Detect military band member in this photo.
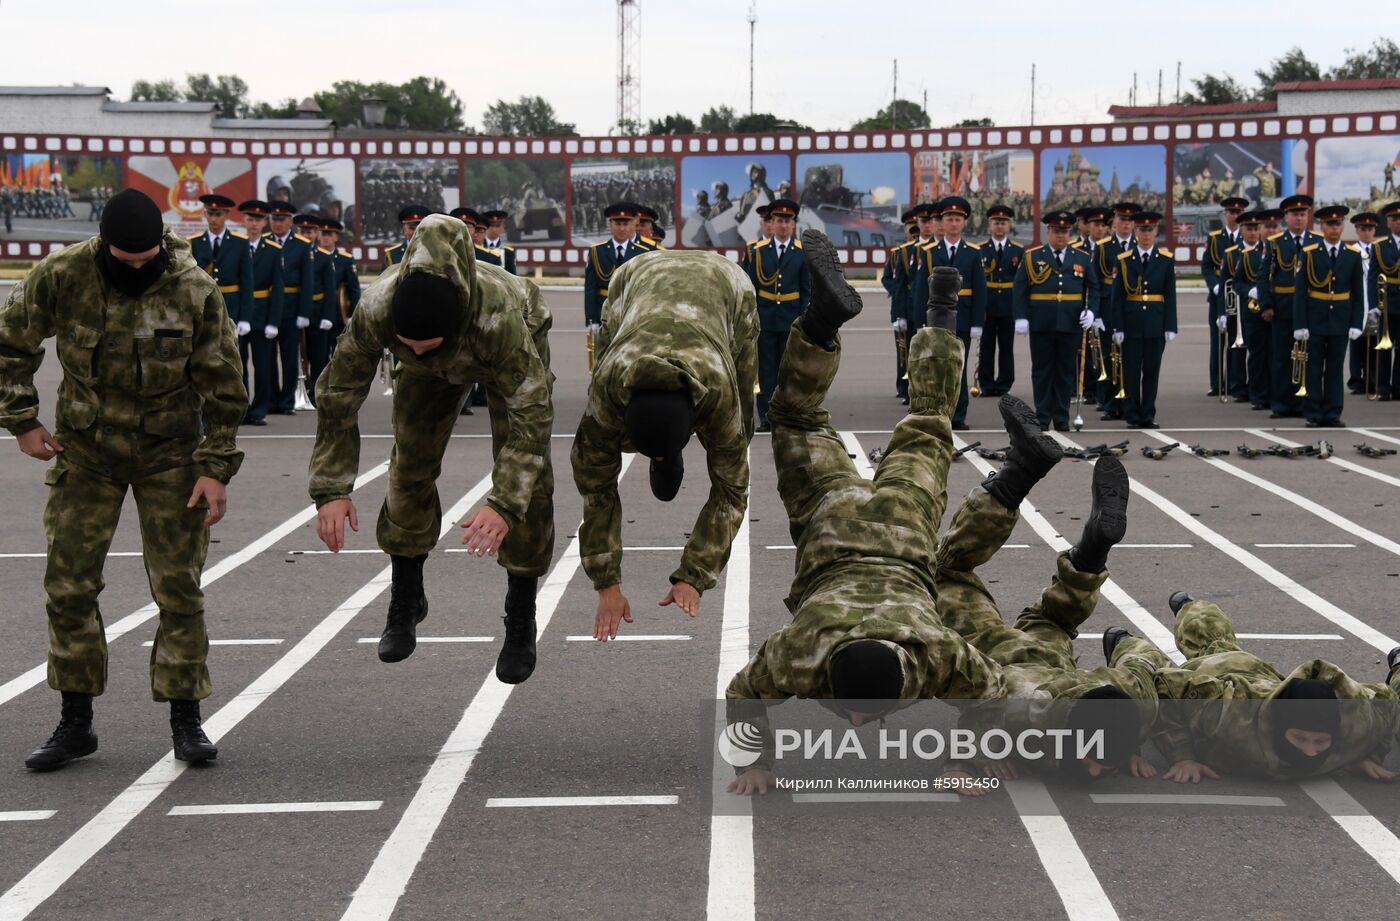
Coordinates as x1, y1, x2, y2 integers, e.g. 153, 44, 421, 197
574, 251, 757, 640
1229, 210, 1274, 411
1107, 211, 1177, 429
267, 201, 315, 414
237, 200, 283, 426
1205, 196, 1249, 400
305, 217, 339, 404
188, 194, 253, 341
2, 189, 247, 769
481, 209, 518, 273
927, 196, 986, 430
1295, 204, 1365, 428
382, 203, 430, 268
1261, 208, 1283, 238
1013, 210, 1100, 432
745, 198, 809, 432
1094, 205, 1133, 420
1346, 211, 1382, 395
904, 201, 939, 346
978, 203, 1022, 397
1071, 206, 1107, 407
885, 209, 918, 402
310, 214, 555, 683
636, 205, 665, 249
1267, 194, 1321, 418
584, 202, 646, 328
1375, 202, 1400, 399
321, 218, 360, 333
740, 203, 774, 271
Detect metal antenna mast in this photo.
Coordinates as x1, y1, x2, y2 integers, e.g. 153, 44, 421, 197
617, 0, 640, 134
747, 2, 757, 114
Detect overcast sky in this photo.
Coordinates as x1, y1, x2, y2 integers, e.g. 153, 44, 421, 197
1, 1, 1387, 134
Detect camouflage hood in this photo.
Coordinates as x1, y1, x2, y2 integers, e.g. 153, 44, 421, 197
392, 213, 478, 360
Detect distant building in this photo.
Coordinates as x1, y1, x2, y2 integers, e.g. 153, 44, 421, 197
0, 86, 334, 138
1107, 78, 1400, 121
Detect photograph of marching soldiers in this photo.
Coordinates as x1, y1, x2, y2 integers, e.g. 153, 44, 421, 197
569, 156, 676, 246
356, 157, 461, 244
678, 153, 791, 248
0, 154, 119, 240
914, 148, 1035, 239
1173, 139, 1309, 245
460, 156, 567, 244
256, 156, 357, 244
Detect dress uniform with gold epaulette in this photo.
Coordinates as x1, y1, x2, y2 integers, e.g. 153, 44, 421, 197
480, 209, 519, 274
884, 210, 917, 401
584, 202, 649, 326
237, 199, 285, 424
1203, 196, 1249, 400
304, 219, 339, 405
383, 203, 430, 269
745, 198, 810, 428
924, 197, 986, 429
268, 205, 316, 414
187, 222, 253, 326
1228, 211, 1274, 410
1372, 202, 1400, 398
1294, 205, 1366, 427
1346, 211, 1383, 395
1265, 194, 1323, 417
977, 204, 1024, 398
1107, 212, 1178, 429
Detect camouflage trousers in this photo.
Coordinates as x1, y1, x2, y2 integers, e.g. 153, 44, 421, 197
1172, 599, 1250, 662
42, 457, 211, 701
377, 368, 555, 577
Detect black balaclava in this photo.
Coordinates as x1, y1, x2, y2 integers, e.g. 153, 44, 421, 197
830, 640, 905, 709
96, 188, 168, 297
1272, 678, 1339, 771
391, 272, 461, 357
625, 389, 694, 458
1059, 685, 1141, 783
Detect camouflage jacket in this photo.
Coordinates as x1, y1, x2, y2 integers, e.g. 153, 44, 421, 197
0, 232, 246, 483
571, 251, 758, 592
308, 215, 554, 527
1153, 654, 1399, 778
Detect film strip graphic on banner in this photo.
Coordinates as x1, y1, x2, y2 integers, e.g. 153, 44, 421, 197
2, 110, 1397, 267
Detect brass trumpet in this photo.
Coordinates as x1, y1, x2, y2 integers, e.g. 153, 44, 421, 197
1292, 339, 1309, 397
1365, 285, 1390, 401
1088, 328, 1108, 382
587, 325, 597, 373
1111, 340, 1126, 399
1226, 285, 1245, 349
896, 326, 910, 383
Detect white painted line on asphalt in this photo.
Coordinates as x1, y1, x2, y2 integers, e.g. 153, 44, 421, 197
791, 792, 960, 804
860, 432, 1122, 919
1088, 794, 1285, 807
1117, 543, 1193, 549
0, 552, 143, 559
0, 459, 393, 709
0, 811, 55, 822
341, 455, 636, 921
619, 546, 687, 551
1351, 427, 1400, 448
354, 636, 494, 644
707, 451, 754, 921
1299, 779, 1400, 885
1242, 428, 1400, 490
141, 639, 284, 647
1077, 633, 1342, 641
484, 796, 678, 808
765, 543, 1037, 550
854, 426, 1400, 435
168, 801, 382, 816
288, 549, 382, 555
0, 474, 488, 920
1254, 543, 1357, 549
838, 431, 877, 478
564, 634, 691, 642
1134, 430, 1398, 653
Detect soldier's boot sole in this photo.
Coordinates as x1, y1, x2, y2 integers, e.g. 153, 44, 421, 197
999, 395, 1063, 476
172, 732, 219, 764
1102, 627, 1133, 663
800, 229, 863, 327
378, 597, 429, 664
1085, 455, 1129, 548
24, 728, 98, 772
1168, 591, 1194, 616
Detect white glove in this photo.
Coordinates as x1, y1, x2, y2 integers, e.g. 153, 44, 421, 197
1093, 318, 1105, 332
1212, 284, 1220, 296
235, 321, 251, 337
296, 315, 310, 329
1349, 327, 1363, 341
1112, 331, 1125, 345
1079, 309, 1094, 330
892, 319, 907, 332
588, 321, 602, 334
1369, 308, 1381, 322
1248, 286, 1258, 301
1015, 319, 1029, 336
264, 324, 278, 339
1294, 328, 1309, 341
970, 326, 983, 340
1216, 315, 1228, 331
318, 318, 333, 331
1164, 331, 1176, 342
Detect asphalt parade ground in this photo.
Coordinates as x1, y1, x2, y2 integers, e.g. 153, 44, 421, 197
2, 282, 1400, 920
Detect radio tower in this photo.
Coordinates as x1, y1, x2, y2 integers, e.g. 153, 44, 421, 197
617, 0, 640, 135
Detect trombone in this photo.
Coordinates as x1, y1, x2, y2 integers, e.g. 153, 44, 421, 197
1291, 339, 1309, 398
897, 326, 911, 384
293, 332, 314, 411
1226, 284, 1245, 349
586, 325, 597, 373
1073, 328, 1088, 431
1365, 284, 1392, 401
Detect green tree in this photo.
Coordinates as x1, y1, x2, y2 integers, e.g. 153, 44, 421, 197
1328, 38, 1400, 80
647, 113, 697, 135
183, 73, 251, 117
1255, 47, 1321, 99
314, 77, 467, 131
129, 79, 180, 102
248, 98, 300, 120
952, 117, 995, 127
699, 105, 737, 133
1181, 73, 1252, 105
852, 99, 931, 130
482, 95, 575, 136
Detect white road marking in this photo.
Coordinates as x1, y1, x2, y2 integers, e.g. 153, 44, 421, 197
1299, 780, 1400, 885
168, 801, 382, 816
0, 460, 392, 709
791, 792, 960, 804
1088, 794, 1286, 807
618, 546, 687, 551
1076, 632, 1342, 641
1242, 428, 1400, 490
288, 549, 383, 555
1254, 543, 1357, 549
851, 426, 1400, 435
838, 431, 877, 478
0, 475, 488, 920
707, 451, 754, 921
340, 455, 635, 921
140, 639, 283, 647
564, 634, 691, 642
0, 811, 55, 822
0, 552, 143, 559
484, 796, 678, 808
354, 637, 494, 644
1351, 427, 1400, 449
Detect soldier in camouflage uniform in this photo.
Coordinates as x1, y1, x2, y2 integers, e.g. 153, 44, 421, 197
572, 251, 758, 640
0, 189, 247, 770
1151, 594, 1400, 784
725, 234, 1011, 795
309, 214, 554, 685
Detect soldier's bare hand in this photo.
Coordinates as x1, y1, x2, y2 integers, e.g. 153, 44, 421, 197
1357, 759, 1400, 782
187, 476, 227, 528
726, 768, 777, 796
317, 498, 358, 552
17, 425, 63, 461
594, 584, 633, 640
1129, 754, 1157, 779
660, 581, 701, 617
1161, 760, 1220, 784
460, 506, 509, 556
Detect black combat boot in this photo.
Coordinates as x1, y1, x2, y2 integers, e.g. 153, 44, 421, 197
1168, 591, 1194, 615
170, 699, 218, 763
1387, 647, 1400, 684
925, 266, 962, 331
983, 395, 1064, 509
1068, 455, 1129, 574
1102, 626, 1133, 664
379, 553, 429, 663
799, 229, 864, 348
497, 574, 539, 685
25, 691, 98, 772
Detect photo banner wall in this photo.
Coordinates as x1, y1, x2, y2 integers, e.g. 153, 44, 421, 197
1, 110, 1397, 265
